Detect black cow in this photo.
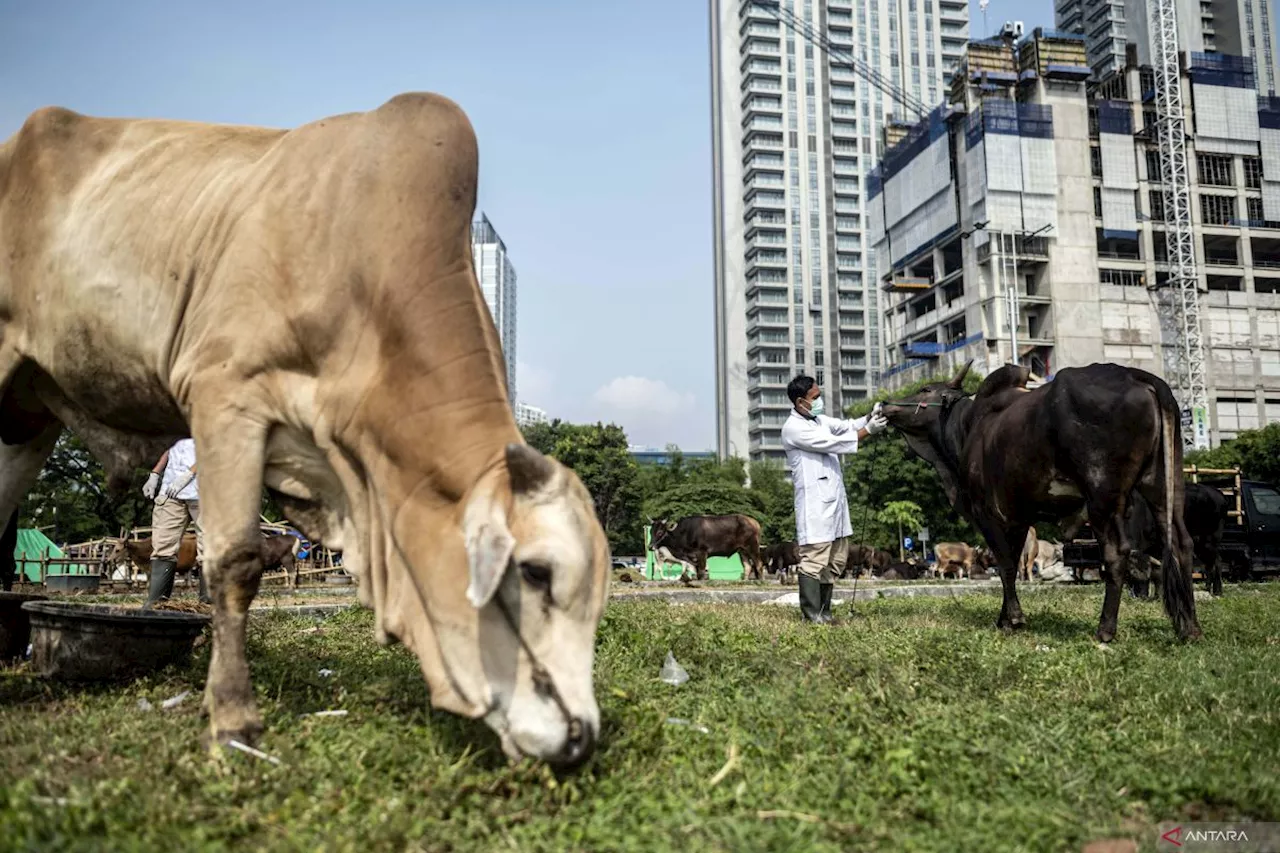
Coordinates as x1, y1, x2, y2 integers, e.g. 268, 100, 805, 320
884, 362, 1200, 643
763, 541, 800, 583
650, 515, 764, 581
877, 559, 923, 580
1127, 482, 1229, 598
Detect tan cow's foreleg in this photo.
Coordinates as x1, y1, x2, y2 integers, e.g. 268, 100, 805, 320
192, 412, 270, 749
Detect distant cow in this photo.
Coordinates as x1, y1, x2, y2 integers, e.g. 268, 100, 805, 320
1019, 528, 1038, 581
650, 515, 763, 581
1128, 482, 1230, 598
763, 542, 801, 583
933, 542, 980, 579
878, 558, 923, 581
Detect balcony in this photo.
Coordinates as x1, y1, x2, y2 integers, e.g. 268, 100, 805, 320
746, 233, 787, 254
745, 274, 788, 297
743, 96, 783, 117
831, 120, 859, 140
741, 76, 782, 96
741, 37, 782, 57
746, 194, 786, 216
832, 158, 860, 177
743, 114, 783, 132
975, 235, 1051, 265
744, 132, 784, 151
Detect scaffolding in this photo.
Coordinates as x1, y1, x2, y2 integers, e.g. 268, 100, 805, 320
1150, 0, 1209, 447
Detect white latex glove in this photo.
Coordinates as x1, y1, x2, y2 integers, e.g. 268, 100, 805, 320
163, 472, 195, 500
142, 472, 161, 500
865, 413, 889, 436
872, 401, 884, 418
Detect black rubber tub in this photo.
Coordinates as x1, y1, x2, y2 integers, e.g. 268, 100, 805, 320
21, 601, 210, 681
44, 574, 101, 594
0, 591, 48, 660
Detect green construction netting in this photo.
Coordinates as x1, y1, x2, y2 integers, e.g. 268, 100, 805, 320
14, 529, 90, 581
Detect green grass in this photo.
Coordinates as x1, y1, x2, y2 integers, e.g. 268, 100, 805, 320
2, 586, 1279, 852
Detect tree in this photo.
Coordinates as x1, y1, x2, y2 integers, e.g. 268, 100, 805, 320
1188, 422, 1280, 486
19, 434, 152, 544
747, 459, 795, 544
642, 482, 764, 529
878, 500, 923, 561
521, 420, 644, 554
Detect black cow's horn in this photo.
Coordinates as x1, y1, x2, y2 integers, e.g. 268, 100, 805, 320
949, 360, 973, 389
506, 443, 556, 494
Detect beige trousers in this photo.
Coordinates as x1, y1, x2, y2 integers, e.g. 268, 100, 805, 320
151, 498, 203, 562
797, 537, 849, 583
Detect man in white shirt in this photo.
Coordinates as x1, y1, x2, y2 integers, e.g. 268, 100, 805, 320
781, 375, 889, 623
140, 438, 206, 608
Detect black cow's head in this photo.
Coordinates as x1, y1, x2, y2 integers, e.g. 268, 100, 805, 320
881, 361, 972, 436
648, 517, 678, 550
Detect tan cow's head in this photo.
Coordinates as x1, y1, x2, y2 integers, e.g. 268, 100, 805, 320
361, 441, 609, 770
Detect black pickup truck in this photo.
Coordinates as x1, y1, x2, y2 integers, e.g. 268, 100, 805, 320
1062, 469, 1280, 581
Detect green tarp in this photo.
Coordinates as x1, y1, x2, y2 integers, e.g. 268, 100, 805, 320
14, 528, 89, 581
643, 526, 745, 581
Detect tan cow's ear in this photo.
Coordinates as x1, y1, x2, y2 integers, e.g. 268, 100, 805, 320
463, 493, 515, 608
506, 443, 555, 495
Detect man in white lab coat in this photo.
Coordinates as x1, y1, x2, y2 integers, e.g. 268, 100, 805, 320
781, 375, 888, 623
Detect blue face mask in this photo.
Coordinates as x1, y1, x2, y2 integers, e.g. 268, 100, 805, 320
808, 396, 825, 418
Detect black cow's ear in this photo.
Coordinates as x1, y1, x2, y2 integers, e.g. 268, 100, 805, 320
506, 443, 555, 494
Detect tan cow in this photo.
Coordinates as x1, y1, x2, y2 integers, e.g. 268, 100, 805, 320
1019, 527, 1038, 582
0, 95, 609, 768
933, 542, 979, 579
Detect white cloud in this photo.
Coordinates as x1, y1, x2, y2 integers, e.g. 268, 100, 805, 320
591, 376, 705, 448
593, 376, 695, 416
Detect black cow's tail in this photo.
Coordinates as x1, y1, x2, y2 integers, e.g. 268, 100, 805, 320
1146, 375, 1199, 639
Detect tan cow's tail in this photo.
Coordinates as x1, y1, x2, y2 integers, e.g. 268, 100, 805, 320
1147, 377, 1199, 639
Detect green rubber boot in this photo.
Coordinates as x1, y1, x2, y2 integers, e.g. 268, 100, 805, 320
143, 558, 177, 610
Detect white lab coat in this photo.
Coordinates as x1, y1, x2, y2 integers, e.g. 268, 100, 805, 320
781, 409, 870, 546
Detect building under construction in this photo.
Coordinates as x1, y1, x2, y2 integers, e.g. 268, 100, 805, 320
868, 28, 1280, 444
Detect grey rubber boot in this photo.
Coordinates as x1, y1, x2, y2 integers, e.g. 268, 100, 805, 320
143, 558, 177, 609
798, 575, 825, 623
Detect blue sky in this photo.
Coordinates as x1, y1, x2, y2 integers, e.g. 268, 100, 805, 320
1, 0, 1046, 451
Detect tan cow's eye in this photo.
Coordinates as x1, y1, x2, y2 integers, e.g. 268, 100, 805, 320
520, 562, 552, 590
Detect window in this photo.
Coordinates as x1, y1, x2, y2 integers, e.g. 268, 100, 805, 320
1093, 187, 1103, 217
1250, 486, 1280, 518
1099, 268, 1145, 287
1248, 197, 1266, 223
1145, 149, 1162, 182
1091, 147, 1103, 178
1201, 194, 1237, 226
1244, 157, 1263, 189
1197, 153, 1235, 187
1149, 189, 1166, 221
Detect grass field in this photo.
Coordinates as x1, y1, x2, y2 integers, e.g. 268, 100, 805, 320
2, 585, 1279, 852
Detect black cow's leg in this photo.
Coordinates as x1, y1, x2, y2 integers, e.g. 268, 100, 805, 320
696, 551, 708, 581
1199, 541, 1223, 597
979, 520, 1029, 631
1093, 511, 1129, 643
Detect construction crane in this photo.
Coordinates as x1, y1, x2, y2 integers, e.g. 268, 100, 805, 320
754, 0, 929, 123
1149, 0, 1209, 447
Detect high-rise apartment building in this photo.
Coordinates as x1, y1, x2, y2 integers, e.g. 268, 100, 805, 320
711, 0, 967, 461
1056, 0, 1278, 91
471, 213, 517, 404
